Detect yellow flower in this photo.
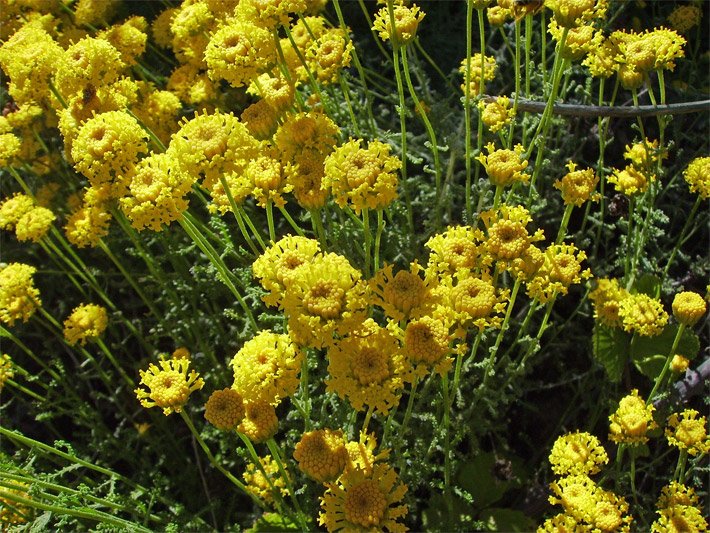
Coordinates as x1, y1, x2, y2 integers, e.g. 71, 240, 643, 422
326, 319, 407, 416
170, 1, 214, 67
480, 205, 545, 266
608, 164, 652, 196
98, 16, 148, 67
526, 243, 592, 303
319, 463, 408, 532
243, 455, 291, 505
589, 278, 628, 328
151, 7, 177, 49
0, 480, 32, 526
284, 151, 330, 210
665, 409, 710, 456
131, 83, 182, 146
672, 291, 707, 327
425, 225, 486, 279
436, 272, 509, 330
544, 0, 607, 28
373, 3, 426, 45
554, 161, 600, 206
63, 304, 108, 346
0, 133, 21, 166
612, 28, 686, 74
241, 99, 280, 140
538, 513, 581, 532
246, 154, 293, 209
345, 432, 389, 476
608, 389, 658, 445
487, 6, 513, 27
274, 111, 339, 162
651, 504, 708, 533
0, 354, 14, 391
282, 252, 369, 349
168, 64, 218, 105
54, 37, 125, 101
239, 400, 279, 443
237, 0, 307, 30
252, 235, 321, 308
670, 354, 689, 374
369, 262, 433, 321
479, 96, 515, 133
204, 388, 245, 431
0, 263, 41, 327
657, 482, 700, 509
306, 28, 354, 84
668, 5, 702, 34
293, 428, 348, 483
624, 138, 665, 173
0, 194, 35, 231
231, 330, 303, 406
459, 53, 497, 96
549, 19, 601, 60
135, 358, 205, 416
323, 138, 401, 214
618, 293, 668, 337
683, 156, 710, 199
549, 431, 609, 476
73, 0, 120, 27
64, 190, 112, 249
476, 143, 528, 188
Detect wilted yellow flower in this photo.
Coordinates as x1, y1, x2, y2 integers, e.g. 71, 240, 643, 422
668, 5, 702, 33
665, 409, 710, 456
135, 358, 205, 416
608, 389, 657, 445
549, 431, 609, 476
63, 304, 108, 346
0, 263, 41, 327
618, 293, 668, 337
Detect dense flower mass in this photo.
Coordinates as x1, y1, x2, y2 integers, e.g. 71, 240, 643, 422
549, 431, 609, 476
0, 263, 41, 327
63, 304, 108, 346
608, 389, 658, 445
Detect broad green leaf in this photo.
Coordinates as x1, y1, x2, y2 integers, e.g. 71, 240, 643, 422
630, 323, 701, 380
246, 513, 299, 532
632, 274, 661, 297
592, 323, 630, 383
480, 508, 536, 532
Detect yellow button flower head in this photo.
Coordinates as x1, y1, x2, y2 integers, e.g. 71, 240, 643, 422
672, 291, 707, 327
0, 22, 63, 105
657, 482, 700, 509
71, 110, 149, 197
554, 161, 600, 206
668, 5, 702, 34
15, 206, 54, 243
0, 132, 21, 166
608, 165, 652, 196
665, 409, 710, 456
618, 293, 668, 337
549, 19, 601, 60
293, 428, 348, 483
74, 0, 120, 27
544, 0, 607, 28
425, 225, 486, 280
170, 1, 214, 67
583, 35, 618, 78
285, 151, 330, 210
613, 28, 686, 75
369, 262, 434, 321
0, 263, 41, 327
239, 400, 279, 443
589, 277, 628, 328
64, 189, 112, 249
373, 3, 425, 45
538, 513, 581, 532
205, 17, 275, 89
487, 6, 513, 27
0, 354, 15, 392
549, 431, 609, 476
237, 0, 307, 30
168, 64, 218, 105
683, 156, 710, 199
241, 99, 279, 140
480, 96, 515, 133
323, 138, 401, 214
54, 37, 125, 101
345, 431, 389, 476
204, 388, 245, 431
477, 143, 529, 188
480, 205, 545, 266
98, 16, 148, 67
608, 389, 658, 445
134, 358, 204, 416
652, 504, 708, 533
63, 304, 108, 346
274, 111, 339, 163
306, 28, 354, 85
526, 243, 592, 303
319, 463, 408, 533
624, 138, 665, 173
670, 354, 690, 374
0, 194, 35, 231
151, 7, 177, 49
230, 330, 303, 406
548, 475, 607, 526
245, 154, 294, 208
437, 272, 509, 329
402, 315, 455, 379
120, 152, 195, 232
326, 319, 407, 416
131, 83, 182, 147
459, 53, 497, 97
243, 454, 291, 504
252, 235, 321, 308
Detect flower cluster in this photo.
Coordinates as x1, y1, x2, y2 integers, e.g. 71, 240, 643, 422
135, 357, 204, 416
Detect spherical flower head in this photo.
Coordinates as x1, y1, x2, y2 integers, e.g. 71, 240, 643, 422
652, 503, 708, 533
548, 474, 600, 523
583, 36, 618, 78
54, 37, 125, 101
425, 225, 485, 279
549, 431, 609, 476
0, 133, 21, 166
439, 272, 508, 330
668, 5, 702, 34
274, 111, 339, 162
134, 358, 204, 416
323, 138, 401, 214
618, 293, 668, 337
683, 157, 710, 199
544, 0, 607, 28
647, 28, 686, 71
63, 304, 108, 346
319, 463, 408, 532
239, 400, 279, 443
672, 291, 706, 327
0, 263, 41, 327
608, 389, 657, 445
589, 277, 628, 328
480, 205, 545, 265
306, 28, 354, 84
624, 138, 665, 173
477, 143, 528, 188
293, 428, 348, 483
241, 100, 279, 140
14, 206, 54, 243
205, 18, 275, 88
665, 409, 710, 456
230, 330, 303, 406
64, 196, 112, 249
459, 54, 497, 96
250, 71, 296, 111
369, 262, 433, 321
480, 96, 515, 133
285, 151, 330, 210
204, 388, 245, 430
73, 0, 120, 27
326, 319, 407, 416
151, 7, 177, 49
670, 354, 690, 374
549, 19, 601, 61
526, 243, 592, 303
243, 454, 291, 504
97, 16, 148, 67
554, 161, 600, 206
252, 235, 321, 308
246, 154, 293, 208
657, 482, 700, 510
71, 111, 148, 196
0, 354, 15, 391
237, 0, 307, 30
170, 1, 214, 67
402, 315, 453, 378
487, 6, 513, 26
373, 3, 425, 45
608, 165, 652, 196
0, 193, 35, 231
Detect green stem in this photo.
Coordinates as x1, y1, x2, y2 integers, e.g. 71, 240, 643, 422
464, 1, 474, 219
661, 196, 702, 283
266, 200, 276, 243
374, 209, 385, 273
556, 203, 574, 244
362, 207, 371, 277
646, 323, 686, 405
266, 439, 308, 531
278, 206, 305, 237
